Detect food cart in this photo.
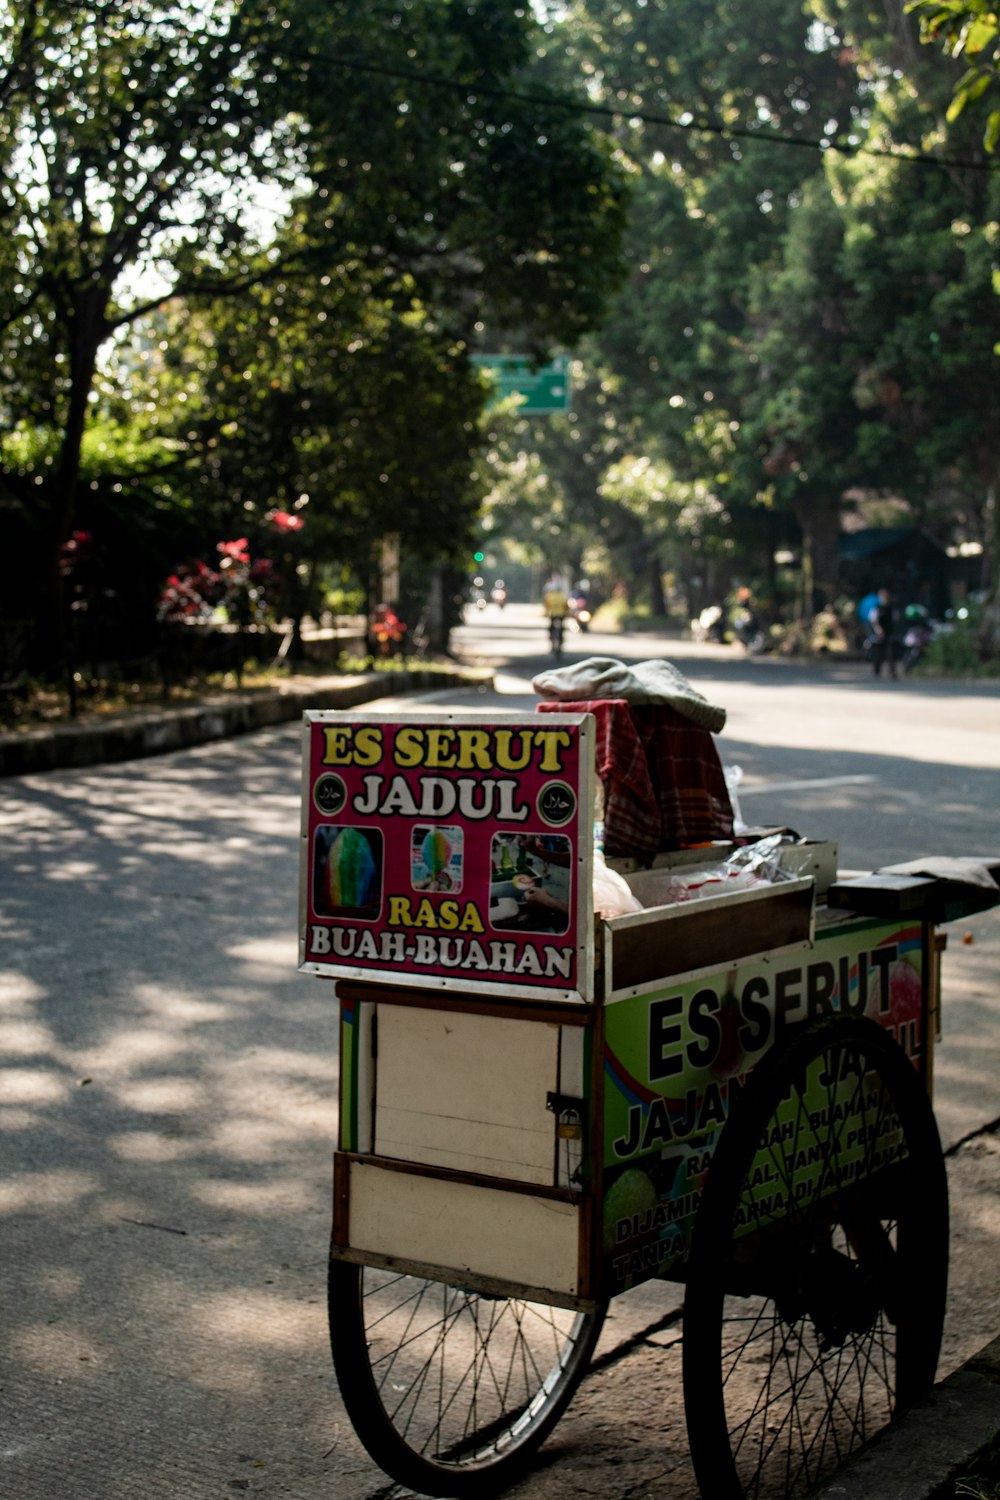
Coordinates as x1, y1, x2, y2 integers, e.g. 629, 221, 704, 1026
299, 707, 1000, 1500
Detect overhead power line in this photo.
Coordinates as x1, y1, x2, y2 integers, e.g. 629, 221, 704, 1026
276, 46, 1000, 175
28, 7, 1000, 174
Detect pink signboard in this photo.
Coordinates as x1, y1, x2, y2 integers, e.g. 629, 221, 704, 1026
299, 711, 594, 1002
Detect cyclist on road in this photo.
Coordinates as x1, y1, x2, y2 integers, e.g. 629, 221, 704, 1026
542, 573, 570, 658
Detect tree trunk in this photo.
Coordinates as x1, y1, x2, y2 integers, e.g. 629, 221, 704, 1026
31, 286, 109, 673
424, 570, 448, 654
792, 493, 841, 614
798, 536, 814, 625
977, 482, 1000, 656
649, 550, 667, 616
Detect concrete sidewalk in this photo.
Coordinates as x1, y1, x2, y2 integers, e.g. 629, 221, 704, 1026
814, 1335, 1000, 1499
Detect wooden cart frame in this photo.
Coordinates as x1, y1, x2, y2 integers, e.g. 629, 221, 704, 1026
300, 709, 999, 1499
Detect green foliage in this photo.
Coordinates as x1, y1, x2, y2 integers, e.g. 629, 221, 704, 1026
504, 0, 881, 605
6, 0, 1000, 671
323, 585, 366, 615
908, 0, 1000, 150
483, 0, 1000, 623
127, 276, 489, 601
0, 0, 628, 668
921, 603, 1000, 673
953, 1427, 1000, 1496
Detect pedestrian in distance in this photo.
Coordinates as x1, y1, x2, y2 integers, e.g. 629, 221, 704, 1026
867, 587, 901, 679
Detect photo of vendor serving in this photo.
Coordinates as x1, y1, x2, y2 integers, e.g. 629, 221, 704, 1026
488, 832, 572, 934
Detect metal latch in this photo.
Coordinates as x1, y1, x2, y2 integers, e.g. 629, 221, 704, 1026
546, 1091, 585, 1141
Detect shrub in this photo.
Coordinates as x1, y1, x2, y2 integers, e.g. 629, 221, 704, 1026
921, 605, 1000, 677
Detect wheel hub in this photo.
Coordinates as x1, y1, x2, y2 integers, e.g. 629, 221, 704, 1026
778, 1246, 882, 1349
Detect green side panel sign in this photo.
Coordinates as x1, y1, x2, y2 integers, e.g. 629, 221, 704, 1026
471, 354, 572, 414
601, 919, 925, 1294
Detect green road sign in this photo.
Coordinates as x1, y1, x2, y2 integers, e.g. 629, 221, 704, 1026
471, 354, 572, 414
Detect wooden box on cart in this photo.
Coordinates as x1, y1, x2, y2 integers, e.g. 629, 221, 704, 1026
300, 709, 926, 1307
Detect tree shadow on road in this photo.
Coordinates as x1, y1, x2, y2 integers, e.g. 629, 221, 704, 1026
2, 720, 999, 1498
0, 726, 380, 1498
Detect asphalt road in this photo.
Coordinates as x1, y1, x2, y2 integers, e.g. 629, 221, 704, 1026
402, 605, 1000, 1143
2, 611, 998, 1500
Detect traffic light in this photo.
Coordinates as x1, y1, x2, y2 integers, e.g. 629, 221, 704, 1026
473, 550, 485, 563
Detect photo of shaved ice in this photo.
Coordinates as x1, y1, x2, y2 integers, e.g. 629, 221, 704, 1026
313, 826, 383, 919
411, 824, 464, 892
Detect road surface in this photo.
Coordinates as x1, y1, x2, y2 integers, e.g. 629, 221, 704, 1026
2, 612, 998, 1499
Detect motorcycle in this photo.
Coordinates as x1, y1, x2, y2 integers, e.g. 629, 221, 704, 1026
901, 606, 935, 673
569, 591, 592, 632
692, 604, 727, 644
733, 607, 765, 654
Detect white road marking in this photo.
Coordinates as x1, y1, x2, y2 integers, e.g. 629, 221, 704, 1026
738, 774, 877, 795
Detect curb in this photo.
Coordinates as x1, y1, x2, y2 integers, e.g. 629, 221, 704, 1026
813, 1335, 1000, 1499
0, 664, 494, 778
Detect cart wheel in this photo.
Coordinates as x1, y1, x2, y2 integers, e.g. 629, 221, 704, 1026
683, 1015, 948, 1500
329, 1259, 605, 1496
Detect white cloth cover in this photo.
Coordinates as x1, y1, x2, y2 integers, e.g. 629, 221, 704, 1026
531, 655, 727, 734
876, 857, 999, 890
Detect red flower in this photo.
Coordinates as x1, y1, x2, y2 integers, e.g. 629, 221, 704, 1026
267, 510, 305, 533
58, 530, 94, 572
218, 538, 250, 563
372, 607, 407, 644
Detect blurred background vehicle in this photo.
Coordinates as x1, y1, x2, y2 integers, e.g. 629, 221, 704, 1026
569, 581, 592, 632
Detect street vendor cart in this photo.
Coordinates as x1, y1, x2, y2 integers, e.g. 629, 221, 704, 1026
299, 707, 1000, 1500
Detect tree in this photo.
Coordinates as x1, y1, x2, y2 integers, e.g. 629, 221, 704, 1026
736, 5, 1000, 604
0, 0, 302, 662
126, 272, 490, 634
908, 0, 1000, 149
0, 0, 627, 670
492, 0, 870, 606
280, 0, 628, 347
491, 0, 1000, 624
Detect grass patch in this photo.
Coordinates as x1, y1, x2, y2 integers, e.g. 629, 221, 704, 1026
0, 655, 449, 734
0, 667, 271, 733
952, 1431, 1000, 1498
592, 598, 683, 633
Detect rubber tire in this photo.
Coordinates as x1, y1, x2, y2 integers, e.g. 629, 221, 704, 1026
329, 1258, 606, 1497
682, 1015, 948, 1500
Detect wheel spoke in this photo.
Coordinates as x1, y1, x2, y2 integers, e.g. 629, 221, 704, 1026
684, 1015, 948, 1499
330, 1258, 604, 1490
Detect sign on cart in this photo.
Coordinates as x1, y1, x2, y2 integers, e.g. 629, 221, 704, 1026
300, 711, 595, 1002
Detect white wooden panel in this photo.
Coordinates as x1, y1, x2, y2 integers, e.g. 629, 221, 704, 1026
559, 1024, 585, 1096
348, 1160, 580, 1296
557, 1024, 586, 1190
374, 1008, 559, 1184
355, 1000, 375, 1154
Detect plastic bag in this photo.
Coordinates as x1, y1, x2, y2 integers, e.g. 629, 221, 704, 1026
724, 763, 748, 835
634, 835, 792, 908
593, 850, 643, 918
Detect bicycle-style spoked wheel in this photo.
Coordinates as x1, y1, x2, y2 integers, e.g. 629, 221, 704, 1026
683, 1015, 948, 1500
329, 1259, 605, 1496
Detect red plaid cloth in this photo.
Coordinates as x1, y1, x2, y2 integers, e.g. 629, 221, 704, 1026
537, 698, 733, 860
